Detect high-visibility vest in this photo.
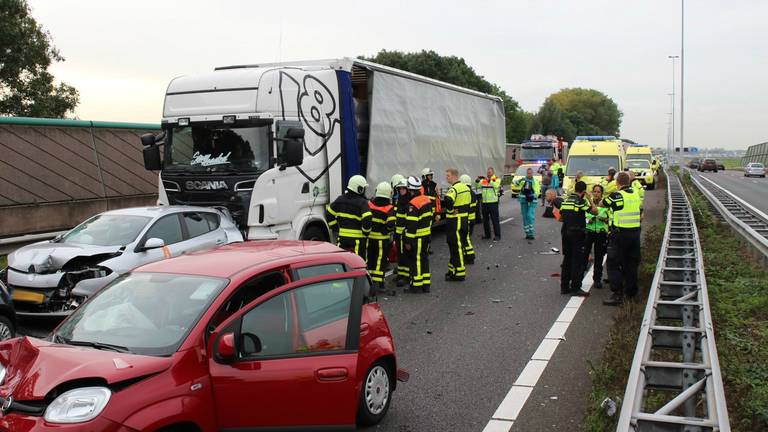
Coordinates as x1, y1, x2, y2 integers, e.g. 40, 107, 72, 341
368, 201, 395, 240
445, 182, 472, 219
476, 175, 500, 204
611, 189, 642, 229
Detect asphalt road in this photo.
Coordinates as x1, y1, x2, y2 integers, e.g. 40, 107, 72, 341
15, 187, 668, 432
697, 169, 768, 214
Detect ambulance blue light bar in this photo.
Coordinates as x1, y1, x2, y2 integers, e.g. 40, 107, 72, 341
574, 136, 617, 141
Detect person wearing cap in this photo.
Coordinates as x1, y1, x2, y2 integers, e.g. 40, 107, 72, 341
421, 168, 442, 217
558, 180, 598, 296
444, 168, 472, 281
476, 166, 502, 241
404, 176, 434, 293
393, 178, 411, 287
367, 182, 396, 294
459, 174, 477, 263
325, 175, 372, 260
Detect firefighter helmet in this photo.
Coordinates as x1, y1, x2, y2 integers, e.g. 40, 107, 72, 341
407, 176, 422, 191
375, 182, 392, 199
347, 175, 368, 195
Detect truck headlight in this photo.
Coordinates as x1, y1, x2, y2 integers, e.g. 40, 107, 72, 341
44, 387, 111, 423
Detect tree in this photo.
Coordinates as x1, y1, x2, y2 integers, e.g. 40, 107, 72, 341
546, 88, 622, 137
530, 99, 575, 141
0, 0, 79, 117
360, 50, 530, 143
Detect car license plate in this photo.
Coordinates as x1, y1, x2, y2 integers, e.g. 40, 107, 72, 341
11, 289, 45, 304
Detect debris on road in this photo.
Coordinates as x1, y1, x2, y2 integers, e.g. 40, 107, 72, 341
550, 396, 559, 400
600, 397, 617, 416
426, 330, 433, 335
465, 311, 475, 316
551, 272, 560, 277
490, 298, 503, 303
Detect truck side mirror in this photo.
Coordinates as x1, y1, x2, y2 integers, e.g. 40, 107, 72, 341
284, 139, 304, 167
140, 133, 157, 146
284, 127, 305, 140
143, 145, 162, 171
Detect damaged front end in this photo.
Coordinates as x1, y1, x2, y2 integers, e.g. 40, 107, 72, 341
7, 251, 122, 318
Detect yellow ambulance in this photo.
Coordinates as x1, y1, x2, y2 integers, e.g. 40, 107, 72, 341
562, 136, 624, 193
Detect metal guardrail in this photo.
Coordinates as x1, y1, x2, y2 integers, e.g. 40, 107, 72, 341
690, 172, 768, 259
0, 231, 65, 256
617, 174, 730, 432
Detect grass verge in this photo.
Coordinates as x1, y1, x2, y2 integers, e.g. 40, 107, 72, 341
0, 255, 6, 269
681, 171, 768, 431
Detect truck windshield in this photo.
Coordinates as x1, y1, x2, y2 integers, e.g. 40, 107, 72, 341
520, 146, 553, 162
166, 125, 271, 172
566, 156, 620, 176
627, 160, 651, 169
628, 154, 652, 162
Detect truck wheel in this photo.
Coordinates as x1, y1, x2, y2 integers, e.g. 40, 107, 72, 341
0, 315, 14, 341
302, 225, 329, 242
357, 361, 393, 426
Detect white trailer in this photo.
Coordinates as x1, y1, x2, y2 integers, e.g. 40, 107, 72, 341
142, 58, 506, 241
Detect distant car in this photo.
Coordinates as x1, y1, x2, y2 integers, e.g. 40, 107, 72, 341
698, 159, 718, 172
744, 162, 766, 178
0, 241, 402, 430
0, 275, 17, 341
5, 206, 243, 318
688, 158, 701, 169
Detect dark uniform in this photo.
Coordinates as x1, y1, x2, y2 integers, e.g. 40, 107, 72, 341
325, 191, 372, 259
405, 194, 434, 292
558, 193, 592, 295
464, 187, 477, 262
603, 187, 642, 302
444, 181, 472, 280
394, 192, 411, 285
367, 198, 396, 290
422, 178, 440, 213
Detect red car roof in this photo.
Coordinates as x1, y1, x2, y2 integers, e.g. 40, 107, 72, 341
136, 240, 348, 278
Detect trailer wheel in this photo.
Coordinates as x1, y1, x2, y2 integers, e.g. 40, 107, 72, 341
302, 225, 329, 242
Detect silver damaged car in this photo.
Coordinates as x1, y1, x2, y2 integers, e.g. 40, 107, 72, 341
4, 206, 243, 318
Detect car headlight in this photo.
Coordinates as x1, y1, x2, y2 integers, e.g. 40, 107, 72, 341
0, 363, 6, 386
44, 387, 111, 424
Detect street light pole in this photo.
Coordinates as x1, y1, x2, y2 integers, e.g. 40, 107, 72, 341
668, 56, 679, 161
680, 0, 685, 156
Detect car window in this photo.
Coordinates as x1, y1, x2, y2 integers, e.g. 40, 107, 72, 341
295, 264, 345, 280
184, 212, 219, 238
238, 278, 353, 358
145, 215, 183, 245
209, 271, 288, 333
61, 215, 151, 247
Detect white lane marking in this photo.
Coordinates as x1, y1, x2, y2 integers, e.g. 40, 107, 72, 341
482, 259, 600, 431
501, 217, 514, 224
482, 420, 514, 432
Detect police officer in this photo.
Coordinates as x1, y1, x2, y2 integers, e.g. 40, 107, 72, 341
393, 178, 411, 287
460, 174, 477, 263
368, 182, 396, 294
444, 168, 472, 281
557, 180, 597, 296
602, 172, 642, 306
404, 176, 433, 293
477, 167, 502, 241
584, 184, 610, 289
325, 175, 372, 259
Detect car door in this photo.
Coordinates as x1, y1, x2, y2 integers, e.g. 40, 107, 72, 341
208, 272, 366, 429
180, 211, 227, 252
134, 213, 188, 264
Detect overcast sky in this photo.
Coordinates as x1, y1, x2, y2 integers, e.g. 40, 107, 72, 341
28, 0, 767, 150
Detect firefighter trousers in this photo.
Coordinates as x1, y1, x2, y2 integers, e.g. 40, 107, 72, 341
367, 238, 389, 286
395, 234, 410, 280
408, 237, 431, 291
446, 217, 466, 278
461, 216, 474, 264
338, 237, 367, 262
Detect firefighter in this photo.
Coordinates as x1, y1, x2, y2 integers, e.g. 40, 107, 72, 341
393, 178, 411, 287
390, 174, 405, 200
444, 168, 472, 281
404, 176, 433, 293
325, 175, 372, 259
421, 168, 442, 217
603, 172, 642, 306
460, 174, 477, 263
368, 182, 396, 294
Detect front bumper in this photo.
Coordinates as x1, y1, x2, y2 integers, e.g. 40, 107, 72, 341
0, 414, 135, 432
7, 268, 117, 317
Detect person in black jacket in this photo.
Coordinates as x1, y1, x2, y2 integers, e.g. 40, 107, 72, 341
325, 175, 372, 260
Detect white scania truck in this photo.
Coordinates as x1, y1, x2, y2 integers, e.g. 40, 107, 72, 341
142, 58, 506, 241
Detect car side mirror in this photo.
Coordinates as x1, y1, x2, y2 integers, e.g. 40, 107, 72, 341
217, 332, 236, 362
141, 237, 165, 251
241, 332, 262, 355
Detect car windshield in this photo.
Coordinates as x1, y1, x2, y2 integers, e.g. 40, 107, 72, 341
627, 153, 652, 162
515, 165, 540, 175
55, 272, 226, 356
565, 156, 620, 176
627, 160, 651, 169
166, 124, 271, 173
751, 163, 764, 168
60, 215, 151, 246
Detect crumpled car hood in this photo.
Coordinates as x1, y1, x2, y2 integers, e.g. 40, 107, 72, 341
7, 242, 123, 274
0, 337, 173, 401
